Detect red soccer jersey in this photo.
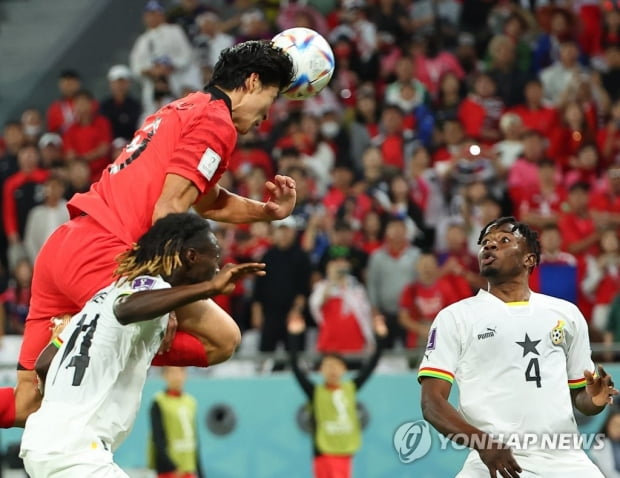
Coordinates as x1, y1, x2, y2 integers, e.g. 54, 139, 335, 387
67, 89, 237, 245
508, 105, 557, 137
590, 190, 620, 213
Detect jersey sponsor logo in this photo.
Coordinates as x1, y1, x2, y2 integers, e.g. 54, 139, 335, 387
131, 277, 157, 291
477, 327, 497, 340
198, 147, 221, 181
550, 319, 566, 345
426, 328, 437, 350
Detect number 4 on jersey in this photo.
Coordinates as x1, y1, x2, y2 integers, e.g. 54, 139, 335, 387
525, 358, 542, 388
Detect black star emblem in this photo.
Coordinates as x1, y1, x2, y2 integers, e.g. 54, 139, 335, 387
516, 333, 541, 357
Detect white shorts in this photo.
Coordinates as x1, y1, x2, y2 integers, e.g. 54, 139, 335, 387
456, 449, 604, 478
22, 449, 129, 478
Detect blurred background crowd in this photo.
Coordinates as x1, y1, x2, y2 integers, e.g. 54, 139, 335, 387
1, 0, 620, 367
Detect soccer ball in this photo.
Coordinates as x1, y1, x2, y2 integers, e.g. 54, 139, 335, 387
272, 27, 335, 100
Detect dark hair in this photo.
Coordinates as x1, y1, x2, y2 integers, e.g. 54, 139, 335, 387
59, 69, 80, 79
73, 89, 94, 101
115, 213, 215, 281
321, 353, 347, 366
569, 181, 591, 193
477, 216, 541, 270
207, 40, 295, 92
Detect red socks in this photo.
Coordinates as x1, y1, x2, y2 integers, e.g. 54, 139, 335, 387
151, 331, 209, 368
0, 387, 16, 428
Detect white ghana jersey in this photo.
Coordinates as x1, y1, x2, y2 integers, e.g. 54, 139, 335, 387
418, 290, 595, 440
20, 275, 170, 456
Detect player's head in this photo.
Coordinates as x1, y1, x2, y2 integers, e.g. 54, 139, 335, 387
207, 40, 295, 133
320, 353, 347, 385
162, 366, 187, 392
115, 213, 220, 286
477, 216, 541, 280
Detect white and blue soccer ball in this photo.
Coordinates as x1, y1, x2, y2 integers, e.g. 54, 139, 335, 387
272, 27, 335, 100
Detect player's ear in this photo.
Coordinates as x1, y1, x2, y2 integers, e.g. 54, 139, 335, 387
523, 252, 536, 270
185, 248, 197, 265
245, 73, 260, 93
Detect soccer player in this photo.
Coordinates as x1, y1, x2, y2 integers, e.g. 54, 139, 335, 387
20, 212, 265, 477
1, 40, 295, 428
419, 216, 618, 478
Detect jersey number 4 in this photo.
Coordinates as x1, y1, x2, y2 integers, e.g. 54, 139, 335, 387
525, 358, 542, 388
57, 313, 100, 386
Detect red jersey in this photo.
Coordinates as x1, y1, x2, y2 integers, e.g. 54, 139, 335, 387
316, 296, 366, 353
62, 115, 113, 182
590, 190, 620, 213
508, 105, 557, 137
67, 89, 237, 245
399, 278, 462, 348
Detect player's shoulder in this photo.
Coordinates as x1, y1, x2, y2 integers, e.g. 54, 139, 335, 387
531, 291, 580, 313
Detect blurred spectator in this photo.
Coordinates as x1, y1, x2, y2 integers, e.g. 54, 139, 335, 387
62, 90, 113, 182
353, 210, 383, 255
64, 159, 92, 199
564, 143, 600, 189
605, 295, 620, 363
0, 258, 32, 335
532, 7, 575, 73
251, 217, 311, 357
502, 12, 534, 73
508, 129, 551, 205
46, 69, 82, 134
591, 164, 620, 231
398, 252, 468, 350
437, 222, 486, 293
348, 86, 379, 173
236, 9, 272, 42
372, 105, 414, 172
229, 131, 274, 181
508, 78, 558, 137
600, 46, 620, 102
558, 182, 601, 260
318, 220, 368, 283
286, 165, 320, 230
0, 121, 24, 268
433, 71, 466, 124
406, 0, 461, 41
457, 73, 504, 144
529, 224, 579, 303
100, 65, 142, 141
486, 34, 531, 107
591, 407, 620, 477
193, 12, 234, 81
517, 159, 566, 229
309, 249, 374, 353
407, 146, 444, 241
366, 216, 420, 348
601, 6, 620, 51
548, 101, 597, 170
130, 0, 202, 116
23, 176, 70, 263
2, 145, 49, 268
583, 229, 620, 334
453, 32, 482, 80
166, 0, 208, 42
148, 367, 204, 478
409, 33, 465, 98
323, 164, 372, 225
597, 98, 620, 167
369, 0, 409, 49
540, 39, 587, 106
287, 314, 386, 478
20, 109, 43, 146
494, 113, 524, 176
38, 133, 64, 169
432, 118, 466, 170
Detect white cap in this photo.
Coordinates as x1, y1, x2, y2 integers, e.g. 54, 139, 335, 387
38, 132, 63, 148
271, 216, 297, 229
107, 64, 132, 82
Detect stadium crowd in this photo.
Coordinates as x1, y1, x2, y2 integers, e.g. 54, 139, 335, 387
1, 0, 619, 363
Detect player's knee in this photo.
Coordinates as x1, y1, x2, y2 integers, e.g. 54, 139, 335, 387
206, 321, 241, 365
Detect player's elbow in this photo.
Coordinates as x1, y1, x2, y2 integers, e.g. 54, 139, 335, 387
207, 323, 241, 365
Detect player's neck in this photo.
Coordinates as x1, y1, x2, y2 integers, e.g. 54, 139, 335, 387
486, 279, 531, 303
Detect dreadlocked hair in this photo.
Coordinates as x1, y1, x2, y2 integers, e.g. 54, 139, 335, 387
114, 213, 213, 282
477, 216, 541, 271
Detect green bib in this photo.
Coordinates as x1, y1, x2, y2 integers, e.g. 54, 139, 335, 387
148, 392, 198, 472
313, 381, 362, 455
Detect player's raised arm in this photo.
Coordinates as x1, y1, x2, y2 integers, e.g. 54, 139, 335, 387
194, 174, 297, 223
113, 263, 265, 324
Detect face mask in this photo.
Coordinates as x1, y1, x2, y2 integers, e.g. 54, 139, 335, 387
24, 125, 41, 137
321, 121, 340, 139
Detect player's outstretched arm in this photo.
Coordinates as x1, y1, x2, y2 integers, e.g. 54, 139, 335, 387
114, 263, 266, 325
194, 175, 296, 223
421, 377, 523, 478
571, 365, 619, 415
